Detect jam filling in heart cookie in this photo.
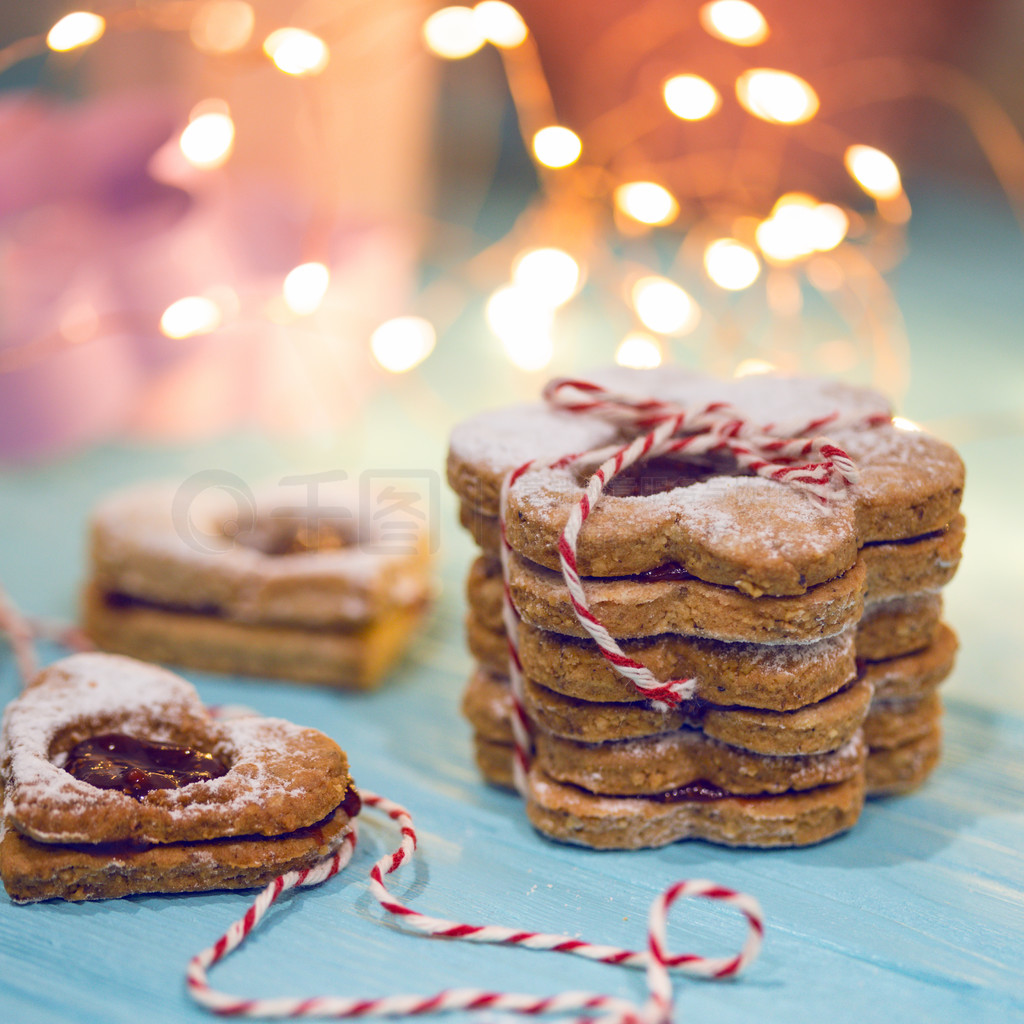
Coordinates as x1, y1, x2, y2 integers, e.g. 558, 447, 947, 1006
63, 733, 230, 797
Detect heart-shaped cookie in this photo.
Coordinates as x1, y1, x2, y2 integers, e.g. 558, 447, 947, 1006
1, 652, 358, 902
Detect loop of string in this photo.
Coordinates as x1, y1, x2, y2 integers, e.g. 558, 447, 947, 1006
0, 530, 766, 1023
185, 791, 764, 1023
542, 378, 887, 497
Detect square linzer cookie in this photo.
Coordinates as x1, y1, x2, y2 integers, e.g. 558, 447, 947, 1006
83, 479, 432, 689
1, 652, 361, 902
447, 367, 965, 849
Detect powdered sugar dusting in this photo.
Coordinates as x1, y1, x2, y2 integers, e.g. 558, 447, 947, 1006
2, 653, 346, 844
449, 404, 620, 473
450, 373, 890, 482
513, 464, 855, 564
833, 425, 964, 505
835, 424, 947, 465
634, 477, 851, 561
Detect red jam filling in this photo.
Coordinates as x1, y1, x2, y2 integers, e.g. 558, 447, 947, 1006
341, 786, 362, 819
64, 733, 228, 799
633, 562, 697, 583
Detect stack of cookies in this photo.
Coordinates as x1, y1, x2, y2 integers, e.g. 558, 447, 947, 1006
836, 427, 965, 796
448, 368, 964, 849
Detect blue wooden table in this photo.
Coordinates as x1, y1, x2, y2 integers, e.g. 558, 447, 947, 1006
1, 182, 1023, 1022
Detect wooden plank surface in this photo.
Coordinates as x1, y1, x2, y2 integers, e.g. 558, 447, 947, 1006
2, 183, 1024, 1023
1, 517, 1023, 1023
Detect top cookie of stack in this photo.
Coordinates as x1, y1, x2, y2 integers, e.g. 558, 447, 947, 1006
448, 367, 964, 850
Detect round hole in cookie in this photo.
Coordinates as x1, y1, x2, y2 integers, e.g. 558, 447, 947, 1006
570, 453, 748, 496
228, 506, 361, 555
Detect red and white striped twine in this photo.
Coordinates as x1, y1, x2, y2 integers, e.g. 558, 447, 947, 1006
186, 790, 764, 1022
0, 533, 767, 1022
0, 581, 93, 687
500, 378, 887, 779
542, 378, 883, 503
0, 583, 39, 684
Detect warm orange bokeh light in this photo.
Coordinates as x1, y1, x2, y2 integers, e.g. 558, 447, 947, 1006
532, 126, 582, 168
614, 182, 679, 226
474, 2, 528, 48
704, 239, 761, 290
47, 11, 105, 51
845, 145, 903, 199
179, 107, 235, 170
630, 277, 700, 335
371, 316, 436, 372
756, 194, 849, 262
486, 286, 556, 370
699, 1, 769, 46
160, 297, 222, 339
423, 6, 484, 59
615, 331, 663, 368
512, 248, 581, 307
263, 28, 329, 75
283, 263, 330, 315
663, 74, 721, 121
736, 69, 818, 125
